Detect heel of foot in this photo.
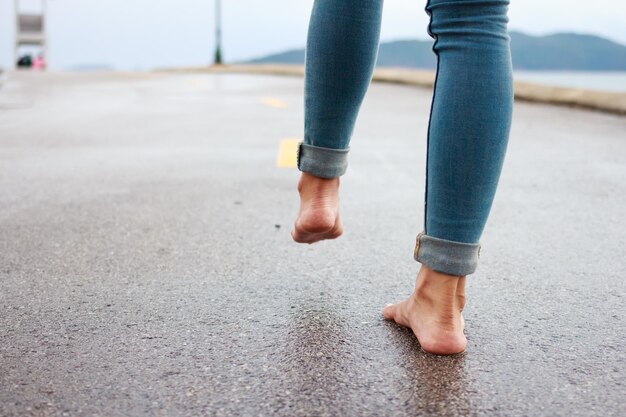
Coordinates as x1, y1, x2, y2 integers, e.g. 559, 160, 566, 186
419, 333, 467, 355
292, 208, 342, 244
296, 208, 337, 234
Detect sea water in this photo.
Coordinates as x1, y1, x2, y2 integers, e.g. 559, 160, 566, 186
513, 71, 626, 93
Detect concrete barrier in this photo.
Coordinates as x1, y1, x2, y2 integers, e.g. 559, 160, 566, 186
166, 64, 626, 116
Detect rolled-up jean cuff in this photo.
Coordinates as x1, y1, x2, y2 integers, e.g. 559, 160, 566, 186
414, 232, 481, 276
297, 142, 349, 179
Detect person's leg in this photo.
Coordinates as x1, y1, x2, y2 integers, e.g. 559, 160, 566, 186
292, 0, 384, 244
384, 0, 514, 354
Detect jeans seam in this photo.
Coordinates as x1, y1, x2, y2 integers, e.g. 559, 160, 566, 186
424, 0, 440, 234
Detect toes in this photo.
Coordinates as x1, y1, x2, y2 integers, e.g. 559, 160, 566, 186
383, 300, 411, 328
383, 303, 396, 320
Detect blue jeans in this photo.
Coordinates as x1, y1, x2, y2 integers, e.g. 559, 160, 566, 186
297, 0, 514, 276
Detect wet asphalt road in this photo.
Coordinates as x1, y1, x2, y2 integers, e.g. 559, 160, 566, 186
0, 71, 625, 416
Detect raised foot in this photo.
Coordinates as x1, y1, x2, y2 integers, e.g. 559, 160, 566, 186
291, 172, 343, 244
383, 267, 468, 355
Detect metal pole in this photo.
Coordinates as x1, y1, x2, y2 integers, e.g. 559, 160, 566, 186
214, 0, 222, 65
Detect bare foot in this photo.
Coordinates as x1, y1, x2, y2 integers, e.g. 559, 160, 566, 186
383, 266, 467, 355
291, 172, 343, 244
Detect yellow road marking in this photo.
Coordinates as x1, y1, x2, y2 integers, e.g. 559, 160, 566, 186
261, 97, 289, 109
277, 138, 300, 168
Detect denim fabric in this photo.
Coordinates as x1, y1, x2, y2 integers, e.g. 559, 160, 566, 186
298, 143, 349, 179
301, 0, 383, 177
424, 0, 513, 245
299, 0, 514, 275
414, 232, 481, 276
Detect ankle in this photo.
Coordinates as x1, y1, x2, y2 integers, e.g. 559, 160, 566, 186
413, 267, 464, 316
415, 267, 459, 297
298, 172, 340, 194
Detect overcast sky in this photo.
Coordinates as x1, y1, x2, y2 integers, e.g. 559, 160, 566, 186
1, 0, 625, 70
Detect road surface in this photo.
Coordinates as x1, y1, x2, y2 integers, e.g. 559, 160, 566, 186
1, 71, 625, 416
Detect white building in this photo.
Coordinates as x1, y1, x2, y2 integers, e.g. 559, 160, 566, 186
0, 0, 47, 70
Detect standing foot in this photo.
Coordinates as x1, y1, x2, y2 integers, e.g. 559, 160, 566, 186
291, 172, 343, 244
383, 266, 468, 355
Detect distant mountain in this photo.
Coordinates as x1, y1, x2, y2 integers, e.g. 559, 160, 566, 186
245, 31, 626, 71
510, 32, 626, 70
